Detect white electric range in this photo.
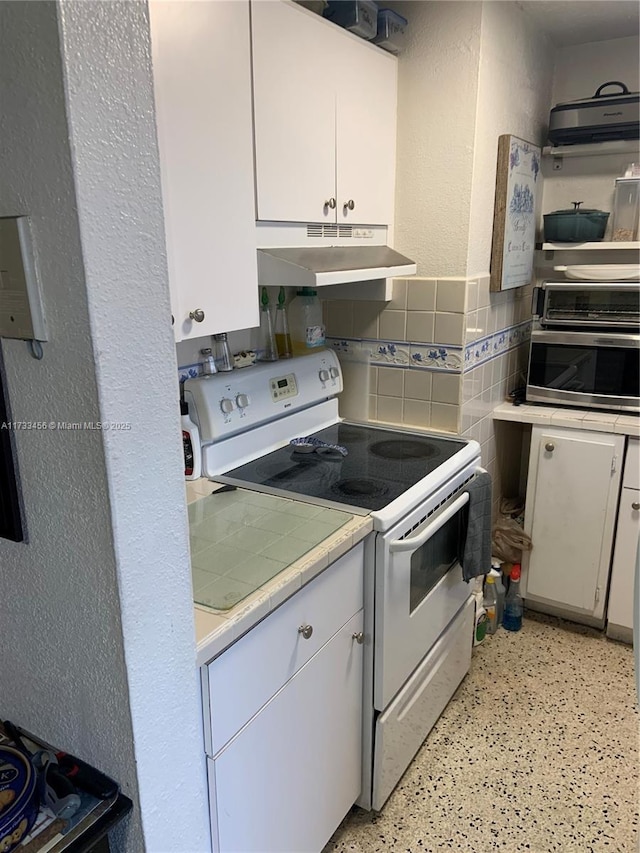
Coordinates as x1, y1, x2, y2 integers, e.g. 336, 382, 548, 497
184, 350, 482, 811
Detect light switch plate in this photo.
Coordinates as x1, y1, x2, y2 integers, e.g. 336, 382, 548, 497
0, 216, 48, 341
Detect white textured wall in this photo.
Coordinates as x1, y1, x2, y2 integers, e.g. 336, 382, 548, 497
552, 35, 639, 104
393, 1, 483, 277
0, 2, 209, 850
466, 1, 553, 276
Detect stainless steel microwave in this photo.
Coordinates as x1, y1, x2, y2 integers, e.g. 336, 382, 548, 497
526, 282, 640, 413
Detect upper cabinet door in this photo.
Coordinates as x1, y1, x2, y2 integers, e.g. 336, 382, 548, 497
150, 1, 259, 340
336, 41, 398, 226
251, 1, 338, 224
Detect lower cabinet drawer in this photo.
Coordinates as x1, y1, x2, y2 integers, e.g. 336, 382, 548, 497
209, 610, 364, 853
372, 597, 474, 811
206, 542, 363, 754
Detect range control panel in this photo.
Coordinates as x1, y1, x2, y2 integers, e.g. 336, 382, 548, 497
183, 349, 343, 443
269, 373, 298, 402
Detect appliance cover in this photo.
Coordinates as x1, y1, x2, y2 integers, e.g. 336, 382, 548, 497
548, 81, 639, 146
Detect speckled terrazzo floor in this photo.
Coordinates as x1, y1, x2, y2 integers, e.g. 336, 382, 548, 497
324, 612, 639, 853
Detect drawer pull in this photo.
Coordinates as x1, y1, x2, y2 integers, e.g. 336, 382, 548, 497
545, 442, 555, 453
352, 632, 364, 644
632, 502, 640, 511
298, 624, 313, 640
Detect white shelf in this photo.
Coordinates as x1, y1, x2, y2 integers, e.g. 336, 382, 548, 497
540, 241, 640, 251
543, 140, 640, 158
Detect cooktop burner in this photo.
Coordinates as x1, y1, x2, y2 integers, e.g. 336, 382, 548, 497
254, 458, 325, 485
219, 423, 467, 512
370, 439, 440, 460
332, 478, 390, 499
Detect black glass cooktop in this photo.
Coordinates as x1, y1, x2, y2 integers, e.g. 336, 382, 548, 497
219, 423, 467, 512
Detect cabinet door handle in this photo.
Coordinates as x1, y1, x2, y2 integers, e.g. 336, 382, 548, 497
632, 502, 640, 511
189, 308, 205, 323
352, 632, 364, 644
545, 442, 555, 452
298, 624, 313, 640
324, 198, 336, 211
343, 199, 355, 212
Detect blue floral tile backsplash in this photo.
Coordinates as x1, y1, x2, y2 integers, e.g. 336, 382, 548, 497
326, 320, 529, 376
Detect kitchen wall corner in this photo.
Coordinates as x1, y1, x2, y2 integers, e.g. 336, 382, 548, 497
461, 274, 532, 517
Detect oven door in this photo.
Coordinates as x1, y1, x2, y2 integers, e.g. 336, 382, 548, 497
527, 329, 640, 412
374, 485, 474, 711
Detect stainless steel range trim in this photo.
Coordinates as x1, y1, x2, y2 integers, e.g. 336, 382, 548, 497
526, 385, 640, 412
530, 328, 640, 348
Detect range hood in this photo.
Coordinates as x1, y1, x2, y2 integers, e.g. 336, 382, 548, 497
258, 223, 416, 287
257, 245, 417, 287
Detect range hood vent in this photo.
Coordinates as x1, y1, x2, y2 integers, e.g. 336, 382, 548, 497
257, 245, 417, 287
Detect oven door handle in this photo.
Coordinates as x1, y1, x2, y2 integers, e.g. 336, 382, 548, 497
388, 492, 470, 554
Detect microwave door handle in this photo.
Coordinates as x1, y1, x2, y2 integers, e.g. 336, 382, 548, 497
532, 286, 544, 318
388, 492, 470, 554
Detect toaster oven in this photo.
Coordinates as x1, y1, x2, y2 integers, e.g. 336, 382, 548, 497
526, 281, 640, 413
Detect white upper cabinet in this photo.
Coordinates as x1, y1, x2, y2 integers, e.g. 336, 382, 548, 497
251, 1, 398, 226
251, 0, 337, 224
149, 1, 259, 341
335, 35, 398, 226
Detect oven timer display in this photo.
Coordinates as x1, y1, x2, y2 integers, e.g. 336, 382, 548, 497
270, 373, 298, 402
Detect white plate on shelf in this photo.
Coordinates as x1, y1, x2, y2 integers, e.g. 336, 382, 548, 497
554, 264, 640, 281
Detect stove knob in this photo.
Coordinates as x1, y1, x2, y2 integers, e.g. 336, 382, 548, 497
319, 369, 330, 382
220, 398, 235, 414
236, 393, 250, 409
330, 367, 339, 379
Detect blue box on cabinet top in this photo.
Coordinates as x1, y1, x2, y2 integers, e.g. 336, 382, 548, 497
324, 0, 378, 40
373, 8, 407, 53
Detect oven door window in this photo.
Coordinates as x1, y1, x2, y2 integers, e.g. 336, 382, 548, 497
409, 511, 462, 613
529, 343, 639, 397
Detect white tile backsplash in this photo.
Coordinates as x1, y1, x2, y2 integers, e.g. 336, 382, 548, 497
434, 312, 465, 346
377, 366, 404, 398
379, 309, 406, 341
407, 279, 437, 311
404, 370, 433, 401
388, 279, 408, 311
432, 372, 460, 405
403, 399, 431, 428
405, 311, 435, 343
436, 279, 466, 313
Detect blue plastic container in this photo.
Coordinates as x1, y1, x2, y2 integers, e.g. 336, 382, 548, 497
373, 8, 408, 53
324, 0, 378, 40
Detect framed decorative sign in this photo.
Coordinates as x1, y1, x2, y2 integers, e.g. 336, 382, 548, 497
490, 135, 541, 292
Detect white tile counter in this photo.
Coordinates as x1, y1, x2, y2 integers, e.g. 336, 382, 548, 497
186, 478, 373, 667
493, 402, 640, 437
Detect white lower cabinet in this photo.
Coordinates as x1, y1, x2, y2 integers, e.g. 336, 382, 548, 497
607, 438, 640, 640
523, 426, 624, 624
212, 610, 363, 853
203, 543, 365, 853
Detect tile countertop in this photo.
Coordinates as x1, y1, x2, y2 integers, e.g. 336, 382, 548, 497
493, 402, 640, 437
186, 478, 373, 667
